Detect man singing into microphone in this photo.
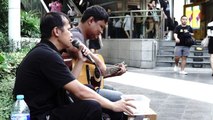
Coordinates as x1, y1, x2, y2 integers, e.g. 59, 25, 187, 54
66, 5, 127, 120
13, 12, 134, 120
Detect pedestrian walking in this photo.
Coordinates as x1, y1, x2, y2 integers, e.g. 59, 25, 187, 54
207, 18, 213, 76
123, 12, 134, 38
173, 15, 194, 75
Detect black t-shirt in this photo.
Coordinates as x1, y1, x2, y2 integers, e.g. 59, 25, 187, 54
174, 25, 193, 46
13, 40, 75, 118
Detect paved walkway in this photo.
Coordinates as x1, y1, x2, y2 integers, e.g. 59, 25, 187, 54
104, 67, 213, 120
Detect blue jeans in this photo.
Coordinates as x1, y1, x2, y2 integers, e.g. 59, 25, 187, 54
174, 46, 190, 57
97, 88, 123, 102
97, 88, 124, 120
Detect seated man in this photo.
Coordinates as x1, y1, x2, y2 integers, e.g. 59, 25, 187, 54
66, 5, 128, 120
13, 12, 134, 120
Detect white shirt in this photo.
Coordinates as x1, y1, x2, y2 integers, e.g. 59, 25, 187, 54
114, 19, 122, 28
123, 14, 134, 31
207, 21, 213, 37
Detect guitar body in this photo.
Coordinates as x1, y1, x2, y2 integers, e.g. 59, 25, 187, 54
72, 54, 105, 89
63, 53, 125, 89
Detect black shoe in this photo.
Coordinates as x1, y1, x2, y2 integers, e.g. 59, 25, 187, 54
212, 73, 213, 76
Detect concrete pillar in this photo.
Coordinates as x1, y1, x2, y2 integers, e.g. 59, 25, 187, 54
170, 0, 174, 18
8, 0, 21, 51
166, 0, 174, 41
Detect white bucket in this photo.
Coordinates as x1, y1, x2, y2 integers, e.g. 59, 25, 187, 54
121, 94, 151, 115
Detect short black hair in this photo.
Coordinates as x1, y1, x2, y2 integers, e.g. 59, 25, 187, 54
181, 15, 187, 19
81, 5, 109, 23
40, 12, 70, 39
149, 0, 157, 4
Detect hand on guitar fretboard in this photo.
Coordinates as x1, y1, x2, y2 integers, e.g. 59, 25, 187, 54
105, 61, 127, 77
69, 54, 127, 89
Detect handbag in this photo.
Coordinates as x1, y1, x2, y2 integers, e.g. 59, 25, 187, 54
201, 36, 209, 48
185, 37, 195, 47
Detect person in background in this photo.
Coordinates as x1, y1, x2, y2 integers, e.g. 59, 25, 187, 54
145, 3, 156, 38
159, 0, 175, 40
134, 12, 143, 38
114, 18, 123, 38
149, 0, 160, 38
106, 8, 115, 38
13, 12, 134, 120
123, 12, 134, 38
173, 15, 194, 75
67, 6, 77, 22
207, 18, 213, 76
145, 16, 155, 38
49, 0, 63, 12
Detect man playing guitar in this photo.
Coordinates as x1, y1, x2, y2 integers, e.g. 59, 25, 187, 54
66, 5, 127, 120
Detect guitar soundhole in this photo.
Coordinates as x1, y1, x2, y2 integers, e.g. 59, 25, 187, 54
90, 77, 101, 88
93, 67, 102, 82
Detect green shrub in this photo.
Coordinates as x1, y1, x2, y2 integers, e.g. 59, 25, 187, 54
0, 32, 9, 52
0, 3, 40, 52
21, 10, 40, 38
0, 51, 27, 120
0, 0, 9, 52
0, 0, 8, 31
0, 40, 35, 119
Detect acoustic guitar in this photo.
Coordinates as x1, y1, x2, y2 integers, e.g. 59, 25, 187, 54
63, 53, 126, 90
73, 54, 105, 89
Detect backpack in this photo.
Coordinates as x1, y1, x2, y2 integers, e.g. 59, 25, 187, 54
184, 36, 196, 47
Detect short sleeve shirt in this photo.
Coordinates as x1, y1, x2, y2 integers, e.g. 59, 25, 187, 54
207, 21, 213, 37
13, 40, 75, 117
174, 25, 193, 46
70, 27, 86, 44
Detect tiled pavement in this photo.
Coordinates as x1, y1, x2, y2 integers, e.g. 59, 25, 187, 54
104, 67, 213, 120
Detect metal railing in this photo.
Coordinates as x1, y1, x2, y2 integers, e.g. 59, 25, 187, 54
36, 1, 166, 40
104, 9, 165, 40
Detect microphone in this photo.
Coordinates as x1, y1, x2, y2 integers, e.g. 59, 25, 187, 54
71, 39, 96, 64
